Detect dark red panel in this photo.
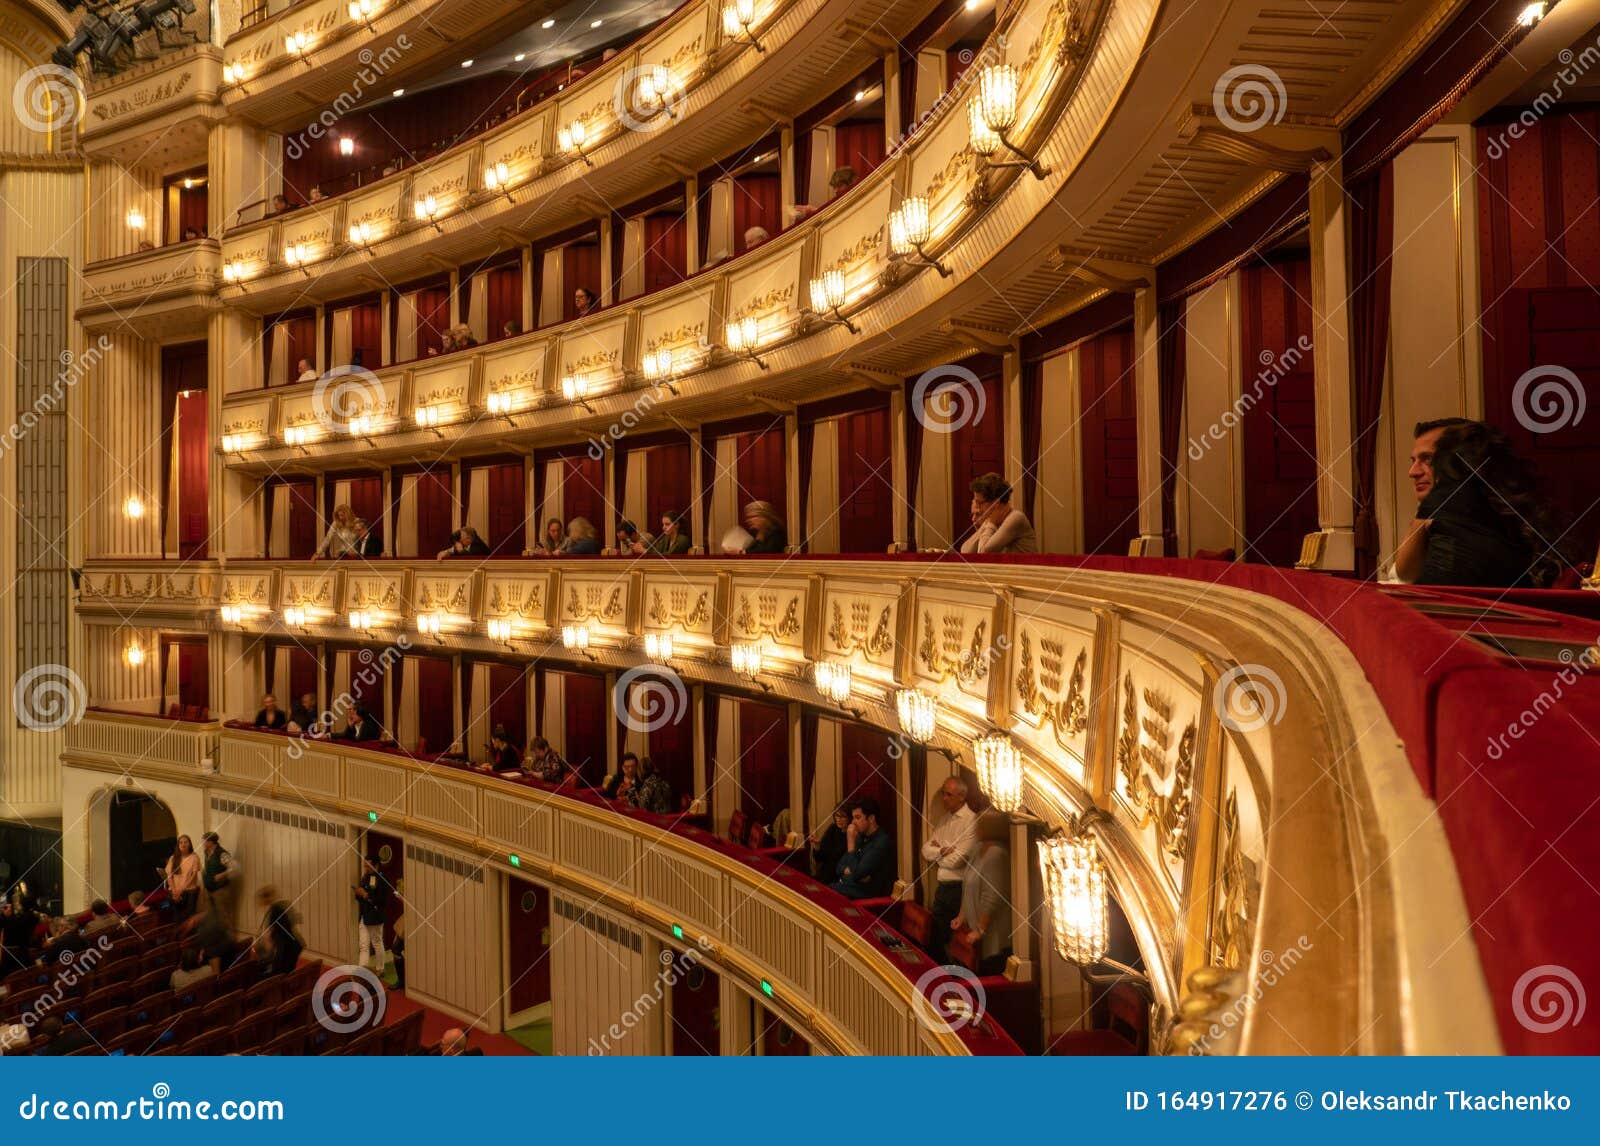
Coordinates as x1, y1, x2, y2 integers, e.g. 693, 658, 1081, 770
943, 370, 1004, 540
286, 480, 319, 559
837, 405, 894, 554
411, 654, 453, 754
474, 462, 526, 555
735, 428, 786, 513
738, 700, 789, 827
732, 175, 781, 250
413, 469, 456, 556
643, 214, 687, 293
486, 264, 522, 340
164, 637, 209, 713
562, 672, 607, 786
506, 876, 551, 1014
839, 721, 896, 836
644, 443, 691, 531
562, 453, 606, 531
563, 244, 602, 321
668, 956, 720, 1055
1078, 328, 1138, 555
834, 120, 885, 179
486, 663, 526, 748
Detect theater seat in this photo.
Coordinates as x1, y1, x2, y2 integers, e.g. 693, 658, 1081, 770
1046, 981, 1148, 1055
1192, 547, 1236, 562
947, 929, 1044, 1055
893, 902, 934, 950
727, 809, 748, 846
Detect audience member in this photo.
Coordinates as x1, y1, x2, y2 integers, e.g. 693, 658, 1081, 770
526, 736, 567, 782
201, 831, 240, 927
952, 811, 1012, 975
353, 517, 383, 557
193, 906, 235, 972
314, 503, 360, 559
829, 166, 857, 197
336, 707, 383, 742
616, 519, 653, 556
288, 692, 320, 733
354, 858, 389, 976
743, 225, 770, 249
254, 694, 287, 730
648, 512, 692, 555
1396, 419, 1564, 588
137, 240, 155, 251
561, 517, 601, 555
488, 727, 521, 772
296, 357, 317, 383
808, 806, 850, 882
502, 319, 522, 337
269, 194, 290, 215
535, 517, 565, 555
391, 911, 406, 989
182, 226, 202, 241
164, 834, 201, 920
83, 899, 119, 937
961, 473, 1037, 554
308, 185, 325, 203
0, 899, 38, 973
828, 798, 895, 899
448, 323, 478, 350
573, 286, 598, 317
921, 777, 976, 960
170, 944, 217, 991
437, 525, 491, 559
33, 1017, 93, 1057
253, 887, 304, 976
742, 501, 787, 554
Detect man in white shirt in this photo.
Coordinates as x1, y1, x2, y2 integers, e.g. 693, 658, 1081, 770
921, 777, 976, 961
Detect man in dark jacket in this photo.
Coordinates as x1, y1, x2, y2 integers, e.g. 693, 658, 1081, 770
828, 798, 896, 900
353, 518, 383, 558
336, 708, 383, 742
354, 858, 389, 975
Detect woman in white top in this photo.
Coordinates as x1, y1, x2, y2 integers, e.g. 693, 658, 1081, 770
314, 503, 360, 559
164, 834, 202, 919
960, 473, 1038, 555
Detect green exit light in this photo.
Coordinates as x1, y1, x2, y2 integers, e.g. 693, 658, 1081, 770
761, 979, 774, 998
671, 924, 684, 940
367, 811, 378, 823
509, 854, 522, 868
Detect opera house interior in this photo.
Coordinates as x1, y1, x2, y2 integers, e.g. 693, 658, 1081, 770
0, 0, 1598, 1060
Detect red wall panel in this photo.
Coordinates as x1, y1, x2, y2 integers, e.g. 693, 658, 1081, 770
738, 700, 789, 828
1078, 328, 1139, 555
837, 405, 894, 554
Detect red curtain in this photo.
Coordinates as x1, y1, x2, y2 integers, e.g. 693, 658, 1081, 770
647, 695, 693, 809
1349, 167, 1395, 579
736, 428, 786, 512
414, 470, 456, 555
163, 638, 209, 714
480, 462, 526, 555
286, 480, 319, 559
348, 644, 391, 719
175, 392, 209, 557
267, 643, 318, 707
562, 672, 607, 786
1079, 328, 1138, 555
837, 405, 894, 554
733, 176, 782, 250
329, 475, 382, 531
562, 453, 606, 531
738, 701, 788, 827
1157, 300, 1187, 557
1240, 260, 1318, 567
903, 376, 923, 549
487, 265, 522, 339
414, 287, 449, 359
702, 690, 721, 820
643, 215, 687, 293
563, 244, 602, 319
644, 443, 691, 530
408, 655, 453, 753
176, 184, 207, 238
839, 721, 895, 836
1476, 111, 1600, 562
945, 371, 1003, 544
350, 302, 382, 368
834, 121, 885, 179
1020, 361, 1043, 520
266, 313, 317, 382
793, 131, 812, 207
486, 663, 527, 748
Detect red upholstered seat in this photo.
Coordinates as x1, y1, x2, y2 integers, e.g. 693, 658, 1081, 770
1191, 547, 1236, 562
727, 808, 748, 846
894, 901, 934, 949
1047, 1028, 1140, 1055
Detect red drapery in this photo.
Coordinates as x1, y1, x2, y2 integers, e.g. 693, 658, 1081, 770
1079, 328, 1138, 555
643, 215, 688, 293
839, 721, 896, 836
266, 642, 319, 707
1240, 260, 1318, 567
347, 645, 391, 720
286, 480, 319, 559
837, 405, 895, 554
265, 313, 317, 383
834, 120, 886, 179
1020, 360, 1044, 520
350, 301, 382, 368
562, 453, 606, 531
176, 184, 207, 238
903, 376, 923, 549
562, 672, 607, 786
1157, 299, 1187, 557
1349, 164, 1393, 579
175, 391, 209, 557
163, 638, 209, 714
328, 475, 382, 533
944, 371, 1004, 545
407, 655, 453, 753
737, 701, 789, 827
468, 461, 526, 555
735, 428, 786, 514
414, 470, 456, 555
484, 662, 527, 748
413, 287, 450, 359
644, 443, 692, 530
702, 689, 721, 820
563, 244, 601, 319
486, 265, 523, 340
733, 176, 782, 251
646, 692, 693, 808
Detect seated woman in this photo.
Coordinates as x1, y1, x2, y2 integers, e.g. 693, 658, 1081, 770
254, 694, 287, 730
960, 473, 1037, 555
807, 806, 850, 881
1395, 421, 1563, 588
487, 727, 521, 772
314, 503, 360, 560
742, 501, 787, 554
561, 517, 602, 555
532, 517, 565, 555
648, 511, 693, 555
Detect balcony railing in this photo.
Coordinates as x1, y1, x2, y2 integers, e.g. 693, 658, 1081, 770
64, 709, 220, 774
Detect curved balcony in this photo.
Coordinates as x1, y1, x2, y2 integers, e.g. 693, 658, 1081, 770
66, 551, 1565, 1054
79, 43, 223, 166
78, 240, 222, 338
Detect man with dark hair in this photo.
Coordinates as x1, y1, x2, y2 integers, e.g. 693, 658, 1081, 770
829, 797, 896, 899
961, 472, 1037, 554
1407, 418, 1475, 503
437, 526, 490, 559
201, 832, 240, 928
604, 751, 642, 799
336, 707, 383, 743
83, 899, 119, 937
354, 858, 389, 975
353, 518, 382, 558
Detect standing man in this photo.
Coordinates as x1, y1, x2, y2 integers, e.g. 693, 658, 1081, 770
920, 777, 977, 961
201, 831, 240, 929
354, 857, 389, 977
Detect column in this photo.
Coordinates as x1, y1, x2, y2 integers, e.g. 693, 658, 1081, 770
1304, 156, 1356, 570
1006, 817, 1034, 982
786, 703, 804, 847
783, 411, 800, 551
1003, 344, 1023, 494
1131, 284, 1165, 555
890, 386, 909, 550
688, 428, 705, 553
778, 128, 795, 224
599, 215, 615, 305
685, 176, 701, 275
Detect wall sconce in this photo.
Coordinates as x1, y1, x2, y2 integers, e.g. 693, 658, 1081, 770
123, 495, 145, 520
561, 374, 595, 412
484, 160, 515, 201
125, 208, 145, 231
283, 425, 312, 451
888, 197, 951, 277
123, 640, 145, 667
285, 30, 314, 66
284, 606, 309, 629
558, 119, 593, 167
974, 732, 1024, 813
731, 641, 770, 689
283, 242, 312, 276
348, 221, 375, 249
222, 62, 248, 91
338, 135, 355, 157
348, 0, 378, 30
1519, 1, 1547, 27
968, 65, 1049, 180
562, 624, 595, 659
219, 605, 244, 624
487, 618, 515, 646
641, 347, 680, 394
895, 687, 937, 743
414, 194, 442, 232
417, 613, 445, 642
722, 0, 765, 52
223, 258, 248, 289
723, 315, 769, 370
1038, 814, 1110, 965
807, 269, 859, 333
638, 66, 679, 118
813, 661, 860, 716
347, 413, 376, 442
348, 609, 375, 633
644, 631, 675, 662
486, 390, 524, 421
414, 404, 447, 436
